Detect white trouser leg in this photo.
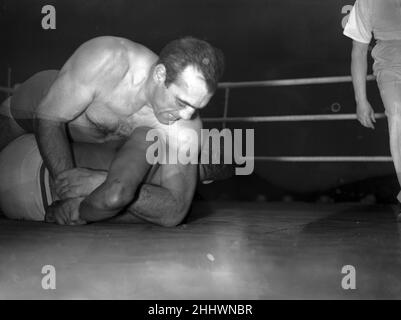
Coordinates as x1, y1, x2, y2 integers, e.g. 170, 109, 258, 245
378, 74, 401, 202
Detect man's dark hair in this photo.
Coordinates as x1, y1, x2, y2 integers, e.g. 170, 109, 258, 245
157, 37, 225, 93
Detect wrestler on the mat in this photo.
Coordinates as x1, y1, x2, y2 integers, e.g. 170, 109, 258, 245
0, 36, 225, 226
0, 130, 233, 226
0, 36, 224, 202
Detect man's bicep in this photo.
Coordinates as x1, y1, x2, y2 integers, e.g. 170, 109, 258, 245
351, 41, 369, 67
35, 71, 94, 123
352, 40, 369, 52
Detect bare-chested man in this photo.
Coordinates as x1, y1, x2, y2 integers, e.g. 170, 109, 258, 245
0, 36, 225, 225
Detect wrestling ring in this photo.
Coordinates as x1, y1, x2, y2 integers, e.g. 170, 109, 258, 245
0, 72, 400, 299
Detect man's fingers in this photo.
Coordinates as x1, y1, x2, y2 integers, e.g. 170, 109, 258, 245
68, 219, 87, 226
54, 213, 67, 225
371, 113, 376, 123
58, 182, 86, 197
365, 118, 374, 129
57, 187, 72, 200
59, 186, 88, 199
54, 180, 69, 196
357, 114, 366, 126
56, 170, 76, 180
45, 209, 56, 223
55, 172, 67, 180
59, 185, 75, 197
58, 191, 74, 200
56, 205, 71, 225
367, 115, 375, 129
55, 176, 68, 183
358, 115, 375, 129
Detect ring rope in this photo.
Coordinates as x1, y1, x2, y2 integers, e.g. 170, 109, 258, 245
0, 75, 375, 93
218, 75, 375, 89
250, 156, 392, 162
0, 86, 14, 94
1, 75, 387, 163
204, 113, 386, 122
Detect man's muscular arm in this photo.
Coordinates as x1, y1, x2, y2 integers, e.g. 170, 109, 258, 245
125, 122, 200, 227
127, 165, 197, 227
78, 126, 153, 221
351, 40, 376, 129
34, 71, 94, 177
79, 120, 200, 227
34, 38, 127, 180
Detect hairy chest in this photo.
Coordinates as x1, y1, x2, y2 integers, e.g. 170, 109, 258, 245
69, 99, 159, 143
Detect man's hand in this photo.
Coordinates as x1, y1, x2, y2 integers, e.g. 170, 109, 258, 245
45, 197, 86, 225
54, 168, 107, 200
356, 100, 376, 129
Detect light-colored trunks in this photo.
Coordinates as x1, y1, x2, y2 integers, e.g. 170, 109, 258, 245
0, 134, 52, 221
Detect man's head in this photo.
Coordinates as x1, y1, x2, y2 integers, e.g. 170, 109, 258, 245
149, 37, 225, 125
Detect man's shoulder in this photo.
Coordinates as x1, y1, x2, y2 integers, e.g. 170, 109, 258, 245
63, 36, 157, 83
355, 0, 374, 12
72, 36, 156, 59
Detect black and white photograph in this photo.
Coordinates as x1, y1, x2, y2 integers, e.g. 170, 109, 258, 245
0, 0, 400, 303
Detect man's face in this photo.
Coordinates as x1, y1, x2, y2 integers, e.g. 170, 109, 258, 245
152, 65, 213, 125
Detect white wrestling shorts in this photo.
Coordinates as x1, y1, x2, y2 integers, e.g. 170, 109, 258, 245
0, 134, 52, 221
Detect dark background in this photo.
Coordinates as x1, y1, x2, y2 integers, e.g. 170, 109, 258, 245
0, 0, 397, 202
0, 0, 365, 81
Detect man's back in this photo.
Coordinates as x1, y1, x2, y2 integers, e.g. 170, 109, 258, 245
9, 37, 159, 142
11, 70, 59, 132
370, 0, 401, 41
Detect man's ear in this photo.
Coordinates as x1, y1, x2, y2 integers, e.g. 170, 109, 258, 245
153, 64, 167, 83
